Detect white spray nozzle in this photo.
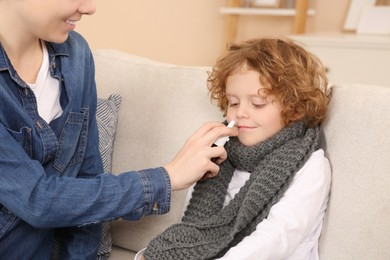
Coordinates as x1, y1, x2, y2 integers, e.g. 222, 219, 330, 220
213, 120, 235, 147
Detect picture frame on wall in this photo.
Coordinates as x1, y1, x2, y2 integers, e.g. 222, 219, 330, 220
343, 0, 376, 31
356, 6, 390, 35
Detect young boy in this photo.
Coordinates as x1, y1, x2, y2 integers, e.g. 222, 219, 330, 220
142, 38, 332, 260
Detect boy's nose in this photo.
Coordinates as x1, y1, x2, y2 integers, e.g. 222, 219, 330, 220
236, 105, 249, 118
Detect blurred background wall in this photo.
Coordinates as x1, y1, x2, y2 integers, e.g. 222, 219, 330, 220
76, 0, 351, 66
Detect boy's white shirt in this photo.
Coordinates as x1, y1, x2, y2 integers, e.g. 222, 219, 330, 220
183, 149, 331, 260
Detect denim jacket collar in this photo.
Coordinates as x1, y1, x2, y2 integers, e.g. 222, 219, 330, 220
0, 40, 69, 72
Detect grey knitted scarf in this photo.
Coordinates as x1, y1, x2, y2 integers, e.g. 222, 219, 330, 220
145, 121, 320, 260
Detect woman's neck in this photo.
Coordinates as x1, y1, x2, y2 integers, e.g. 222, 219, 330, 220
0, 8, 44, 84
1, 35, 43, 84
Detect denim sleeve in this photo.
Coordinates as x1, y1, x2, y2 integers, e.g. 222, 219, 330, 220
0, 121, 171, 228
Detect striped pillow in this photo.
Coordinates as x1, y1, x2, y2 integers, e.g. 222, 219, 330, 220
97, 93, 122, 175
96, 93, 122, 259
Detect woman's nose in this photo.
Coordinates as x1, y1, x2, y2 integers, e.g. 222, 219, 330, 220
79, 0, 96, 15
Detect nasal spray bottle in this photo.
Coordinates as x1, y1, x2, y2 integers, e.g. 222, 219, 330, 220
201, 120, 235, 181
212, 120, 236, 147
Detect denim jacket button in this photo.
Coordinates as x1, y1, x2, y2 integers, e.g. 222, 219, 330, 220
152, 202, 159, 212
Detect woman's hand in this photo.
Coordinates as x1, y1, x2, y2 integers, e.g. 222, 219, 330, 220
164, 121, 238, 191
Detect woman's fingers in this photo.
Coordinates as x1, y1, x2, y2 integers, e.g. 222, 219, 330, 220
165, 121, 237, 190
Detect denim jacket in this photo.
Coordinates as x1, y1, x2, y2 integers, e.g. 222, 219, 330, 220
0, 31, 171, 258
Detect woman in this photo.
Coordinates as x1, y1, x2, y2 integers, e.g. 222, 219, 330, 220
0, 0, 236, 258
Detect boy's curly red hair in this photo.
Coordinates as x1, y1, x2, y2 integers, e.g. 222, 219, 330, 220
207, 38, 331, 127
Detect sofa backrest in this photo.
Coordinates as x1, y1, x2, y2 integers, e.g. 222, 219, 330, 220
319, 83, 390, 259
93, 50, 390, 258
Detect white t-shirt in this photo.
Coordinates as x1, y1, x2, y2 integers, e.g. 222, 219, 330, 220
183, 149, 331, 260
27, 41, 63, 123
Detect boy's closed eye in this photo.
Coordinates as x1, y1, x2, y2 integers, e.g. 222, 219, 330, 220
227, 99, 268, 108
228, 102, 239, 108
227, 96, 240, 108
252, 98, 267, 107
252, 103, 267, 108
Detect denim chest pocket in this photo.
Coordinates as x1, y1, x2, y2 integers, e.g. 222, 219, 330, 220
5, 127, 33, 157
54, 108, 89, 173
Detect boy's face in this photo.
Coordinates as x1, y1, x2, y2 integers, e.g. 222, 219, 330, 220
225, 68, 284, 147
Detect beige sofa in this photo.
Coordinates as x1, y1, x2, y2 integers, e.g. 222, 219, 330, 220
93, 49, 390, 260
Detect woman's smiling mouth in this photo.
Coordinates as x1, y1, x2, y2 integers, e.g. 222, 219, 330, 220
64, 19, 77, 26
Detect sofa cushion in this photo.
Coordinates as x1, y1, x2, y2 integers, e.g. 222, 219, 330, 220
319, 83, 390, 259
